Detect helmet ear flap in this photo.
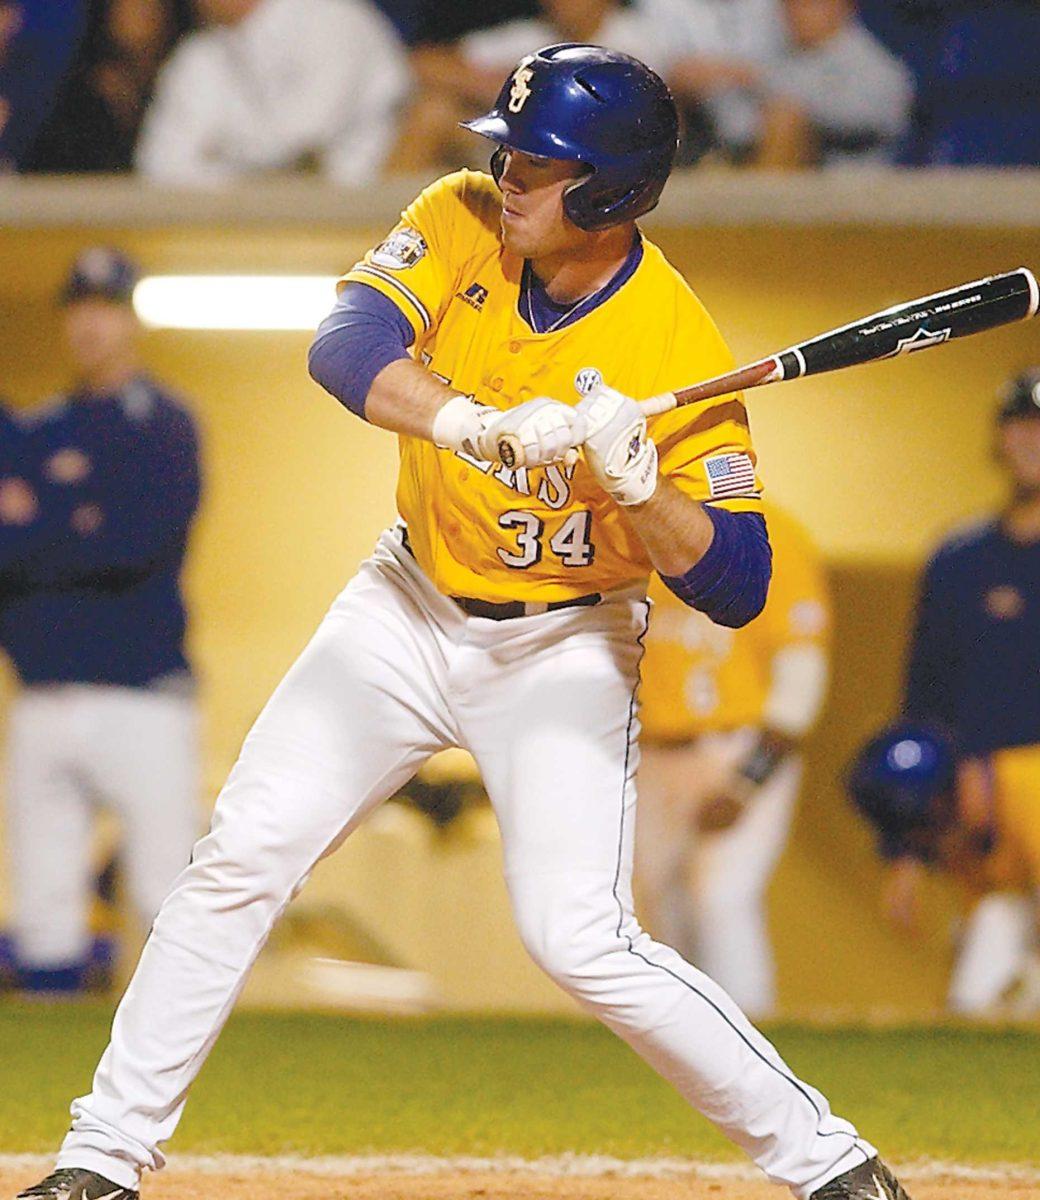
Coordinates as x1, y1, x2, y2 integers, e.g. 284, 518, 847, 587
559, 166, 601, 231
490, 146, 508, 186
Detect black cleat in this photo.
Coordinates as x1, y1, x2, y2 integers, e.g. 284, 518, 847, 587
16, 1168, 138, 1200
811, 1157, 912, 1200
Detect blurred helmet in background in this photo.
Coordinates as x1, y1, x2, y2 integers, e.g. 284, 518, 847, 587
59, 246, 141, 307
846, 721, 958, 846
996, 367, 1040, 425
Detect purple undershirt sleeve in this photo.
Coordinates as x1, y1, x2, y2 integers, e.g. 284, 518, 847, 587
659, 508, 772, 628
308, 283, 415, 419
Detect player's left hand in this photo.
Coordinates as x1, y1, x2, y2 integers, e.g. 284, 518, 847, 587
576, 383, 658, 506
478, 396, 586, 469
432, 394, 583, 469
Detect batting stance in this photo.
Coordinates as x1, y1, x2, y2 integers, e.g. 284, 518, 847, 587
21, 46, 908, 1200
636, 499, 830, 1018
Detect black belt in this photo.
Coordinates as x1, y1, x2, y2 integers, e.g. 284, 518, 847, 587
450, 592, 602, 621
398, 526, 601, 621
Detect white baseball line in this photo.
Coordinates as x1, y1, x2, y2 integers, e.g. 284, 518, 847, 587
1, 1155, 1038, 1183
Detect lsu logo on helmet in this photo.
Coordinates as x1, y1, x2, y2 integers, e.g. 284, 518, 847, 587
508, 64, 534, 113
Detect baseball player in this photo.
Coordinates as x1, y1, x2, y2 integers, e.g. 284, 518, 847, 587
20, 47, 908, 1200
0, 248, 202, 997
848, 721, 1040, 1016
635, 499, 830, 1017
849, 367, 1040, 1015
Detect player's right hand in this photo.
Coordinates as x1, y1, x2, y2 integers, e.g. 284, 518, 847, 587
432, 394, 584, 469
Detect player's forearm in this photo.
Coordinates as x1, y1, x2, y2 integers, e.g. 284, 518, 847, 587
623, 475, 715, 575
364, 358, 458, 441
309, 285, 460, 441
626, 483, 771, 628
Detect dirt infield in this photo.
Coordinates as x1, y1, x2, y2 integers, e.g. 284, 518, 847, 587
2, 1168, 1036, 1200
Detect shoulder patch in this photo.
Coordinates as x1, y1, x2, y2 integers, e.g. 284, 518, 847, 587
789, 599, 828, 637
371, 227, 427, 271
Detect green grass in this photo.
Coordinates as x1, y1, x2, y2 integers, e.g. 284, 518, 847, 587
1, 1004, 1037, 1163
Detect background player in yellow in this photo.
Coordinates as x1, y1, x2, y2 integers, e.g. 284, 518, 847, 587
849, 369, 1040, 1018
20, 45, 909, 1200
849, 722, 1040, 1018
636, 500, 831, 1018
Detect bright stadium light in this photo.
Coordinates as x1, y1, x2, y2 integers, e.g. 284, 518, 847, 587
133, 275, 340, 331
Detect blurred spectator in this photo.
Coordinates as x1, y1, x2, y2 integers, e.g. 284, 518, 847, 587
924, 3, 1040, 166
635, 500, 831, 1018
387, 0, 720, 173
370, 0, 423, 42
0, 247, 202, 996
0, 0, 87, 168
672, 0, 914, 167
383, 0, 538, 174
23, 0, 191, 174
850, 368, 1040, 1016
135, 0, 409, 186
462, 0, 697, 72
857, 0, 1040, 167
405, 0, 538, 46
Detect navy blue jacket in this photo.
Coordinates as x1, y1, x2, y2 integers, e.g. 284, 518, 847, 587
0, 377, 201, 686
905, 518, 1040, 755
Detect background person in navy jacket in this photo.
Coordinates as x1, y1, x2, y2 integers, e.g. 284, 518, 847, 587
0, 247, 202, 995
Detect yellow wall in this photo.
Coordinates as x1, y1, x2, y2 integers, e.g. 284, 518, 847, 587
1, 218, 1037, 1013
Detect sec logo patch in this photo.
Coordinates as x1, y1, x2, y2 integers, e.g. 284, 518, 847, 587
371, 227, 427, 271
574, 367, 602, 395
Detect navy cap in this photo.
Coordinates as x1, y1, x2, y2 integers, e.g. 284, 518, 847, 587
996, 368, 1040, 424
60, 247, 141, 306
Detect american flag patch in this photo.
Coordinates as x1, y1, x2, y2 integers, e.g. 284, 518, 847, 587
703, 453, 758, 499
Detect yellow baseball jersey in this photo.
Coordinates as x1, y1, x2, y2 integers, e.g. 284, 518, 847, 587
959, 744, 1040, 894
638, 502, 830, 740
340, 170, 761, 603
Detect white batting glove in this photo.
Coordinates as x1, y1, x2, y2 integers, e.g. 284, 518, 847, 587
432, 394, 584, 468
576, 383, 658, 506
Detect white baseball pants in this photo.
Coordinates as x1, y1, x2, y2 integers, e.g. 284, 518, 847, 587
4, 683, 200, 968
948, 891, 1039, 1015
58, 529, 874, 1197
636, 731, 800, 1018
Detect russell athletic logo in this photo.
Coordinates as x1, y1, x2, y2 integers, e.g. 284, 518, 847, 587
457, 282, 489, 311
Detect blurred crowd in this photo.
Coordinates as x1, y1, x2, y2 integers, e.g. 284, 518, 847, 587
1, 0, 1039, 183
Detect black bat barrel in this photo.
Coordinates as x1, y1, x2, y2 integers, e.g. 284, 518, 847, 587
776, 268, 1038, 381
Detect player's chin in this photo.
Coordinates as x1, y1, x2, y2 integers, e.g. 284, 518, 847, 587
500, 214, 534, 256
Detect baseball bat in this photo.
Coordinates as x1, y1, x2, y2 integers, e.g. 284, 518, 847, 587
638, 267, 1039, 417
494, 268, 1037, 467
